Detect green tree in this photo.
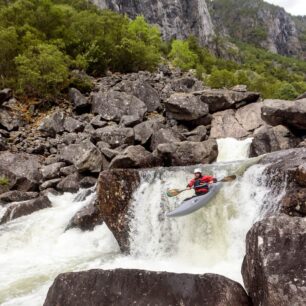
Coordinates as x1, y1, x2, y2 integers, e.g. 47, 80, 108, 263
274, 82, 298, 100
15, 43, 69, 96
207, 68, 237, 88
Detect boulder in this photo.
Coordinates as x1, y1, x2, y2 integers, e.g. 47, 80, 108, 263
41, 162, 66, 180
93, 126, 134, 149
90, 90, 147, 122
113, 80, 161, 112
79, 176, 97, 188
235, 103, 264, 131
134, 119, 164, 145
63, 117, 84, 133
0, 191, 39, 205
183, 125, 207, 142
90, 115, 107, 128
97, 169, 140, 252
38, 111, 65, 137
261, 99, 306, 130
242, 215, 306, 306
0, 152, 43, 191
150, 128, 185, 151
0, 88, 13, 105
109, 146, 156, 169
250, 125, 299, 157
0, 108, 25, 131
119, 115, 141, 127
69, 88, 91, 113
164, 93, 209, 121
171, 77, 204, 92
44, 269, 251, 306
199, 89, 260, 113
40, 178, 62, 190
0, 134, 7, 151
154, 139, 218, 167
60, 165, 77, 176
56, 173, 81, 193
0, 196, 52, 224
210, 110, 249, 139
66, 197, 103, 231
59, 140, 103, 173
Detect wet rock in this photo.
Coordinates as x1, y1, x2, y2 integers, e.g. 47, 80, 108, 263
79, 176, 97, 188
109, 145, 156, 169
59, 140, 103, 173
66, 197, 103, 231
210, 109, 249, 139
235, 103, 264, 132
64, 117, 84, 133
242, 215, 306, 306
97, 169, 140, 252
0, 191, 39, 205
113, 80, 161, 112
69, 88, 91, 113
44, 269, 251, 306
154, 139, 218, 167
151, 128, 185, 151
165, 93, 209, 121
38, 111, 65, 137
41, 162, 66, 180
91, 90, 147, 122
0, 196, 52, 224
262, 99, 306, 130
0, 88, 13, 105
134, 119, 164, 145
200, 89, 260, 113
250, 125, 299, 157
57, 173, 81, 193
93, 126, 134, 149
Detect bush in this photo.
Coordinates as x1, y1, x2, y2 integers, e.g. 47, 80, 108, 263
207, 69, 237, 88
274, 82, 298, 100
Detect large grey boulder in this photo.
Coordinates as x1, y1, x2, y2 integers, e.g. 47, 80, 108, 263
164, 93, 209, 121
154, 139, 218, 167
262, 99, 306, 130
210, 109, 249, 139
109, 145, 156, 169
38, 111, 65, 137
113, 80, 161, 112
0, 196, 52, 224
63, 117, 84, 133
150, 128, 185, 151
183, 125, 207, 142
69, 88, 91, 113
242, 215, 306, 306
41, 162, 66, 180
235, 103, 264, 132
90, 90, 147, 122
0, 108, 25, 131
200, 89, 260, 113
59, 140, 103, 173
93, 126, 134, 149
0, 191, 39, 205
56, 173, 81, 193
44, 269, 250, 306
171, 77, 204, 93
134, 118, 165, 145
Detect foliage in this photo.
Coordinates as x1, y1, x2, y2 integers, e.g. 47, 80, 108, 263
0, 176, 9, 186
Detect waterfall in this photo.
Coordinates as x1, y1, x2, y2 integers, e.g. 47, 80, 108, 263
0, 138, 279, 306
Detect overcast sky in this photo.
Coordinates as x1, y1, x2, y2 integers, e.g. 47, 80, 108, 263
265, 0, 306, 16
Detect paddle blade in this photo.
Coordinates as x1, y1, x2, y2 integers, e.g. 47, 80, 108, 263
220, 175, 236, 182
166, 189, 184, 197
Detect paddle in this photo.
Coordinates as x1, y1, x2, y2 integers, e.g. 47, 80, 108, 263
166, 175, 236, 197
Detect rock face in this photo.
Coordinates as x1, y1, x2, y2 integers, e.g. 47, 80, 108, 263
242, 215, 306, 306
97, 169, 140, 252
262, 99, 306, 130
95, 0, 215, 45
44, 269, 251, 306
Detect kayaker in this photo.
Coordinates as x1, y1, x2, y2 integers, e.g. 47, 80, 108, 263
187, 168, 217, 196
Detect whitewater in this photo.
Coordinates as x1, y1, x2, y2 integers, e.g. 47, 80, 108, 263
0, 138, 279, 305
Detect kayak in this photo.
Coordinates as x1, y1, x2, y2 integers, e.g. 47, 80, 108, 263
166, 183, 222, 218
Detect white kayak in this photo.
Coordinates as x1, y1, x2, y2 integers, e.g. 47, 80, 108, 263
166, 183, 222, 218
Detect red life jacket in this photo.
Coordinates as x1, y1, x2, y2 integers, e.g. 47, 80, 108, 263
188, 175, 215, 193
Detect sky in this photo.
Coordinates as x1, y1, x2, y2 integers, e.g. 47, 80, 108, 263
265, 0, 306, 16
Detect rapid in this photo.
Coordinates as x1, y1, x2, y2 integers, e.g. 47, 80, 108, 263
0, 138, 280, 305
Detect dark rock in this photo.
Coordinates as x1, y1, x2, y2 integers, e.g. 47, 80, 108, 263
38, 111, 65, 137
184, 125, 207, 142
171, 77, 203, 92
101, 148, 119, 160
242, 215, 306, 306
64, 117, 84, 133
151, 128, 185, 151
109, 145, 156, 169
165, 93, 209, 121
235, 103, 264, 132
91, 90, 147, 122
57, 173, 81, 193
59, 140, 103, 173
41, 162, 66, 180
66, 197, 103, 231
200, 89, 260, 113
44, 269, 250, 306
250, 125, 299, 157
0, 108, 25, 131
0, 88, 13, 105
134, 118, 164, 145
210, 109, 249, 139
154, 139, 218, 167
113, 80, 161, 112
261, 99, 306, 130
97, 169, 140, 252
0, 196, 52, 224
93, 126, 134, 149
0, 191, 39, 205
296, 92, 306, 100
79, 176, 97, 188
69, 88, 91, 113
0, 134, 7, 151
90, 115, 107, 128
